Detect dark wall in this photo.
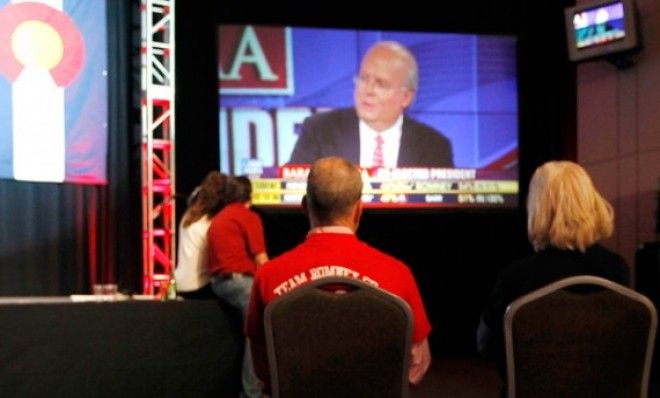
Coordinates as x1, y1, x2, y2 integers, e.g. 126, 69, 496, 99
175, 1, 219, 212
176, 0, 576, 356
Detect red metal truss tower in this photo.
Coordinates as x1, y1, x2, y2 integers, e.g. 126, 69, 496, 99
140, 0, 176, 296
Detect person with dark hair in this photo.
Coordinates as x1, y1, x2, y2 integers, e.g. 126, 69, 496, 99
225, 175, 253, 203
477, 160, 630, 392
246, 156, 432, 393
207, 175, 268, 398
174, 171, 227, 300
288, 41, 453, 168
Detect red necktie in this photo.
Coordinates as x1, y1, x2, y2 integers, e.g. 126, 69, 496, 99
373, 135, 384, 167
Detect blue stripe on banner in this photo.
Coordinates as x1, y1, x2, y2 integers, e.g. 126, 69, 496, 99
0, 73, 11, 179
64, 0, 108, 184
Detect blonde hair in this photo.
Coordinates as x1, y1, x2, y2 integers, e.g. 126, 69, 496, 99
527, 161, 613, 252
371, 41, 419, 91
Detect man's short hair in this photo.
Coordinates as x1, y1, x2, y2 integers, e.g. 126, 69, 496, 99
306, 157, 363, 223
225, 175, 252, 204
527, 160, 614, 252
376, 41, 419, 92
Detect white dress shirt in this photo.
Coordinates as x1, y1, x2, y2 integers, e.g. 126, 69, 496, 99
359, 115, 403, 167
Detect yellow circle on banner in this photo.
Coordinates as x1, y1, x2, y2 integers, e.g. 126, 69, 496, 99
11, 20, 64, 70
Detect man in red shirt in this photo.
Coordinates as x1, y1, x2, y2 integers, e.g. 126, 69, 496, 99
207, 176, 268, 398
246, 156, 432, 392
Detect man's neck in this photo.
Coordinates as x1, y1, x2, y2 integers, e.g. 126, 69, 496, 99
307, 226, 354, 236
309, 216, 355, 231
362, 114, 404, 133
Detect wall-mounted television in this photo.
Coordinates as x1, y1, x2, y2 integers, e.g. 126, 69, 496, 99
565, 0, 641, 63
218, 24, 519, 209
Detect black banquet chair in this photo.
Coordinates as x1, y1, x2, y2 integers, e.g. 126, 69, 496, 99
504, 275, 657, 398
264, 277, 413, 398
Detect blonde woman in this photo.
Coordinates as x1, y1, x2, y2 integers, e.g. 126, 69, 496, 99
477, 161, 629, 381
175, 171, 227, 299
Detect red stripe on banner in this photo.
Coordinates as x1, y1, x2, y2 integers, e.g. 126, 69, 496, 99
0, 2, 84, 87
483, 148, 518, 170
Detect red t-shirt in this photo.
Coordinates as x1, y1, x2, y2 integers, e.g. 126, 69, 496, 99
246, 232, 431, 386
206, 203, 266, 275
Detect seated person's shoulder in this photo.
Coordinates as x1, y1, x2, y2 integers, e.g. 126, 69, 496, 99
588, 244, 627, 264
305, 107, 355, 125
406, 116, 451, 143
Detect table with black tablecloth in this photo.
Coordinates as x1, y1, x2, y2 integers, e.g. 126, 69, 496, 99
0, 299, 243, 397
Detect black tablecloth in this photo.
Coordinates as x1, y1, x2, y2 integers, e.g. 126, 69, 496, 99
0, 299, 243, 397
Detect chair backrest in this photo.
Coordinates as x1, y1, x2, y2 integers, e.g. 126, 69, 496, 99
504, 275, 657, 398
264, 277, 413, 398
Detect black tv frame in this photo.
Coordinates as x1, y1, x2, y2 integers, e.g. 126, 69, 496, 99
564, 0, 641, 64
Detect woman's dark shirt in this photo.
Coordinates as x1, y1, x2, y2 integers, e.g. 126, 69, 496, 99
477, 244, 630, 365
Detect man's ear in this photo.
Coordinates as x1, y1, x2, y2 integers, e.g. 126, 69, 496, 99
401, 88, 415, 109
352, 200, 363, 230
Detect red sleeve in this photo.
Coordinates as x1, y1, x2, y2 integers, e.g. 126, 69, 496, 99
245, 212, 266, 256
246, 274, 270, 388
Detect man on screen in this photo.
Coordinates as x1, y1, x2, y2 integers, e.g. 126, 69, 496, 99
246, 156, 432, 392
288, 41, 454, 168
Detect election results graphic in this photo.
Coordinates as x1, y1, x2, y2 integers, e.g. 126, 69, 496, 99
0, 0, 108, 184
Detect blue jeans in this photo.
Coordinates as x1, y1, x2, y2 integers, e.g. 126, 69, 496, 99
212, 275, 262, 398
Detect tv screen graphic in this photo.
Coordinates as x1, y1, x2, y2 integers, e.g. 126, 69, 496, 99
573, 1, 626, 50
565, 0, 641, 62
219, 24, 519, 209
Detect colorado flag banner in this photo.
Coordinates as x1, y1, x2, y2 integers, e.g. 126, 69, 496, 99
0, 0, 108, 184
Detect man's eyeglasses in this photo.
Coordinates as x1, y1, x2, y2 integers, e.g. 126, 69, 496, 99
353, 74, 404, 95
